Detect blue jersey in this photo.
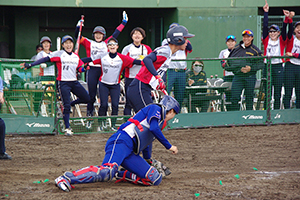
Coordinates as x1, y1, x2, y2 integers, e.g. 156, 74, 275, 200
119, 104, 172, 154
0, 77, 3, 92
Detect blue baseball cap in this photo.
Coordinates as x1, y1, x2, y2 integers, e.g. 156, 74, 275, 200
226, 35, 236, 42
295, 21, 300, 28
269, 24, 280, 31
242, 29, 254, 37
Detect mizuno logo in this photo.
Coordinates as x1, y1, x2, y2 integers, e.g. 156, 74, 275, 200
26, 122, 51, 128
242, 115, 263, 119
172, 118, 179, 123
274, 113, 281, 119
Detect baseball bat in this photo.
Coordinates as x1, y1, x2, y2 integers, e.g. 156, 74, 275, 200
4, 100, 17, 115
74, 15, 84, 54
56, 37, 61, 51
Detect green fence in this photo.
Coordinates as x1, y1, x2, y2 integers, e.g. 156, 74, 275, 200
0, 56, 299, 135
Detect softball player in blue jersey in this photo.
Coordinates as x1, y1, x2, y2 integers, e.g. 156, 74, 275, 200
21, 35, 90, 135
55, 95, 179, 192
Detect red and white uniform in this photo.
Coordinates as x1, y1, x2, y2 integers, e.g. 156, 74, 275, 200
35, 51, 55, 76
93, 53, 135, 85
49, 50, 84, 81
79, 23, 126, 67
135, 45, 172, 89
161, 39, 191, 70
286, 35, 300, 65
262, 35, 287, 64
122, 43, 152, 78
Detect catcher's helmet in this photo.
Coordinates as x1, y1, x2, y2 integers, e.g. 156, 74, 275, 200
93, 26, 106, 40
166, 25, 194, 46
61, 35, 74, 44
40, 36, 52, 45
160, 95, 180, 114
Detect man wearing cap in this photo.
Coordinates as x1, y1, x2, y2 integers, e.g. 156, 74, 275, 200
262, 1, 291, 110
225, 29, 264, 111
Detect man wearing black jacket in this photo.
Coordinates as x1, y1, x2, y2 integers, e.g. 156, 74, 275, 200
225, 29, 264, 111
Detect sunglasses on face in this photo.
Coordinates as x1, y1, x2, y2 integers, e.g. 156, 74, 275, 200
193, 64, 203, 67
108, 42, 118, 46
242, 30, 253, 35
269, 30, 277, 33
226, 35, 236, 40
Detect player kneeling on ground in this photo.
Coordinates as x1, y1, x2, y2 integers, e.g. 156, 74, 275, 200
55, 95, 179, 192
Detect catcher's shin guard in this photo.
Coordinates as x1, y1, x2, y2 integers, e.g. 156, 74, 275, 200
64, 163, 118, 185
115, 166, 162, 186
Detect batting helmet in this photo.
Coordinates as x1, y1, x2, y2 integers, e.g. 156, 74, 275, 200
159, 95, 180, 114
61, 35, 74, 44
40, 36, 51, 45
93, 26, 106, 40
166, 25, 195, 46
169, 22, 179, 29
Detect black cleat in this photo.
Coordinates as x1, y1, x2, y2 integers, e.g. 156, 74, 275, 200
0, 152, 12, 160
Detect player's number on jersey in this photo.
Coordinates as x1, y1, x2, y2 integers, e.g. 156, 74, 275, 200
63, 65, 69, 70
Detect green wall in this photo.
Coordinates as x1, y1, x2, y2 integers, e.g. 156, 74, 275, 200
178, 7, 259, 77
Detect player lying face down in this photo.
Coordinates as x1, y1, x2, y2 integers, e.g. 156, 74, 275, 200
55, 95, 179, 192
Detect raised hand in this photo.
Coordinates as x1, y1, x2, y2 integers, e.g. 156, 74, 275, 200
263, 0, 269, 12
122, 11, 128, 23
76, 19, 84, 27
289, 11, 295, 19
283, 10, 290, 18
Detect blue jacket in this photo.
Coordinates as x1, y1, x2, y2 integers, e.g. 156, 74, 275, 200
225, 41, 264, 77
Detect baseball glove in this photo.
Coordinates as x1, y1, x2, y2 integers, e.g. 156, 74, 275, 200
145, 158, 171, 178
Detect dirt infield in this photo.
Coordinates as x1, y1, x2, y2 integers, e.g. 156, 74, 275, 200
0, 124, 300, 199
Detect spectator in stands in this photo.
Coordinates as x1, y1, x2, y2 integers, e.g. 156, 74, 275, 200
225, 29, 264, 111
31, 44, 43, 60
186, 60, 210, 113
0, 76, 12, 160
219, 35, 237, 111
219, 35, 236, 82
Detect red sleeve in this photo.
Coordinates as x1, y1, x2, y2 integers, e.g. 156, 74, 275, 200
50, 56, 61, 63
80, 36, 91, 57
118, 53, 135, 68
292, 53, 300, 58
93, 58, 102, 65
